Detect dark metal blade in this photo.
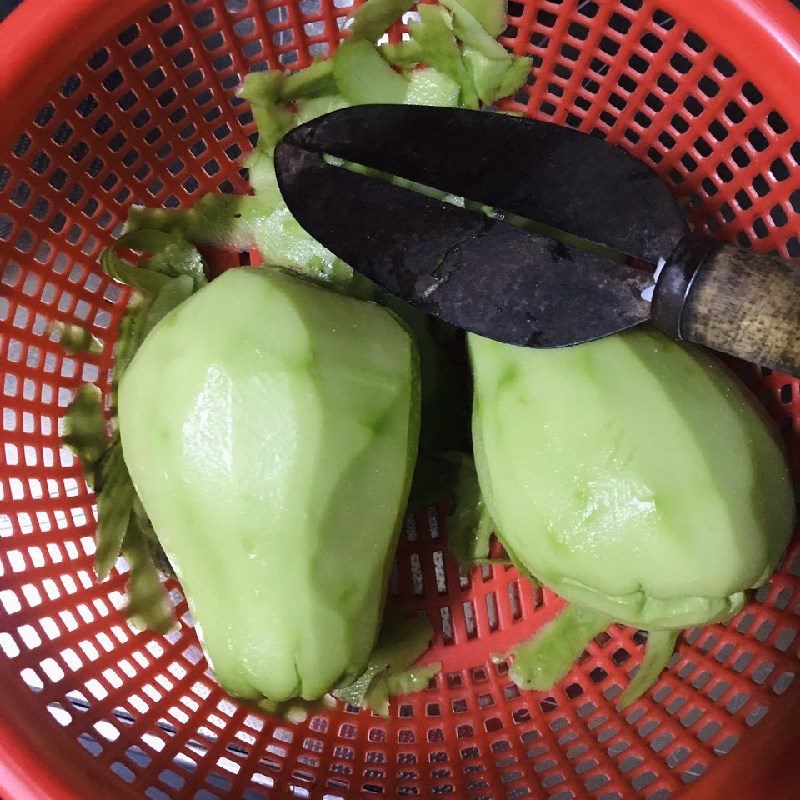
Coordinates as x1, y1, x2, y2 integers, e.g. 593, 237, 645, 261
278, 105, 689, 264
274, 139, 651, 347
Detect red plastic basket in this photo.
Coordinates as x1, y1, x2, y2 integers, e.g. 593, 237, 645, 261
1, 0, 800, 798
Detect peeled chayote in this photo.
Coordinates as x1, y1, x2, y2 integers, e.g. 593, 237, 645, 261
470, 328, 795, 701
119, 268, 420, 701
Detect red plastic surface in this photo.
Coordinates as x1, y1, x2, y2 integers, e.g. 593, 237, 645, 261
0, 1, 800, 799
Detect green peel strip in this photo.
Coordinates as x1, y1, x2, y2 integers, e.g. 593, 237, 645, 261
101, 229, 206, 294
280, 58, 338, 100
409, 5, 478, 108
333, 40, 410, 105
52, 322, 103, 355
509, 605, 612, 691
445, 453, 495, 564
617, 629, 679, 709
122, 517, 176, 634
239, 72, 292, 153
62, 384, 109, 486
440, 0, 510, 58
456, 0, 508, 36
64, 227, 205, 630
142, 275, 196, 340
334, 611, 439, 713
366, 661, 442, 716
464, 46, 532, 104
94, 441, 135, 579
132, 495, 174, 578
348, 0, 416, 42
379, 40, 423, 68
126, 195, 271, 251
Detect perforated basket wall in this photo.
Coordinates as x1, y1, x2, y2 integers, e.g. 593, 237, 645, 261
1, 0, 800, 798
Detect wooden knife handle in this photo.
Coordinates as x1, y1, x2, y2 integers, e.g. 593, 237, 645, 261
651, 233, 800, 376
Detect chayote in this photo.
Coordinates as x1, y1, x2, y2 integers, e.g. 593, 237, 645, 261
119, 268, 420, 701
470, 328, 795, 630
469, 328, 795, 703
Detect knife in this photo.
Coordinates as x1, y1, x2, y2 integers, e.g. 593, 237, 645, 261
274, 104, 800, 376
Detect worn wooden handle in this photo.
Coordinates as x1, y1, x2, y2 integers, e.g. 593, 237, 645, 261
651, 233, 800, 376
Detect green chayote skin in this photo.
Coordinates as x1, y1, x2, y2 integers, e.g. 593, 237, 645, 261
119, 268, 420, 701
470, 328, 795, 631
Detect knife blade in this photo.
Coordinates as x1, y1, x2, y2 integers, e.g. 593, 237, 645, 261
274, 106, 668, 347
274, 104, 800, 374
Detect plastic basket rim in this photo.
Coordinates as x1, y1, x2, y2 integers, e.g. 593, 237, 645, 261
1, 0, 800, 799
3, 0, 800, 152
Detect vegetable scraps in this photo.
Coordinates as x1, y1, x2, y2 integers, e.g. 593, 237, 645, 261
62, 0, 532, 709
